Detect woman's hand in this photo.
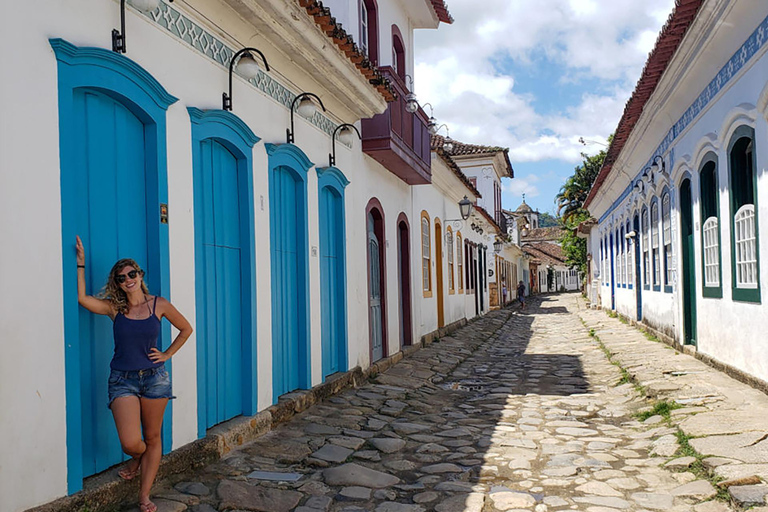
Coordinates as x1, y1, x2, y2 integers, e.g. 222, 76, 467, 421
148, 348, 171, 363
76, 235, 85, 266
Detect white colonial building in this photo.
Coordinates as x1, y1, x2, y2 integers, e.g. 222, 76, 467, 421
0, 0, 477, 510
584, 0, 768, 389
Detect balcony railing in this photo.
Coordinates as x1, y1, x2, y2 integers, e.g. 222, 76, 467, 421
361, 67, 432, 185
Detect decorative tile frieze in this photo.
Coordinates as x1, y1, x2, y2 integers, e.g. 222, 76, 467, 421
600, 13, 768, 224
141, 1, 339, 138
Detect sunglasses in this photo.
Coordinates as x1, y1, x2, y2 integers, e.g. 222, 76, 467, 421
116, 270, 142, 284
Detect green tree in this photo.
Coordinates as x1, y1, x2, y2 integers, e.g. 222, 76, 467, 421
538, 212, 559, 227
555, 137, 612, 274
559, 210, 591, 274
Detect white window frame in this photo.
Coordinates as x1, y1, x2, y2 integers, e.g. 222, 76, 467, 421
703, 217, 720, 287
734, 204, 758, 289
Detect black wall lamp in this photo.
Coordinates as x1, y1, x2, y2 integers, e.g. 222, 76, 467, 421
493, 238, 503, 253
329, 124, 362, 167
223, 48, 270, 111
642, 155, 665, 185
287, 92, 326, 144
113, 0, 172, 53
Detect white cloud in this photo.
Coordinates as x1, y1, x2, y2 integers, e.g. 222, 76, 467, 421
505, 175, 540, 199
414, 0, 675, 164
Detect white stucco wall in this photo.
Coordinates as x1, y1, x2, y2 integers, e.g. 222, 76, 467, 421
588, 0, 768, 384
0, 0, 445, 510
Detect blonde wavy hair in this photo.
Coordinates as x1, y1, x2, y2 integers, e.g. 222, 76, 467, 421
99, 258, 150, 314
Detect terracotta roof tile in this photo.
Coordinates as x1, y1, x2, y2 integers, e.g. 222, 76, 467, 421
433, 147, 482, 198
523, 242, 567, 266
430, 0, 454, 24
297, 0, 397, 102
522, 227, 564, 243
431, 135, 514, 177
584, 0, 704, 208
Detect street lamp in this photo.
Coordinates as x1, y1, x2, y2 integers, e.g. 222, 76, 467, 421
459, 196, 472, 220
404, 75, 419, 113
493, 239, 503, 253
329, 123, 362, 167
222, 48, 270, 111
286, 92, 326, 144
431, 123, 454, 152
113, 0, 173, 53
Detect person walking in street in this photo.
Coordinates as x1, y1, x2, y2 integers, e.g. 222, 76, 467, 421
517, 280, 526, 309
75, 236, 193, 512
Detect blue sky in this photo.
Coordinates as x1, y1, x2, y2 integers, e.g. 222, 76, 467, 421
414, 0, 675, 216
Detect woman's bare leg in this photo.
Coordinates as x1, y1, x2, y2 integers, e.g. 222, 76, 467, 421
111, 396, 145, 473
138, 397, 168, 505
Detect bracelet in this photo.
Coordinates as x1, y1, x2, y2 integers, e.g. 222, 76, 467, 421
77, 265, 85, 268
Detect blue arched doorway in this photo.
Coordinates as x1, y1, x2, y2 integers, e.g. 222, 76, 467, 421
52, 39, 177, 492
316, 167, 350, 379
267, 144, 312, 400
189, 109, 259, 436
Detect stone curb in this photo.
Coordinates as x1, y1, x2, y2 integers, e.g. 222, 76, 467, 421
27, 304, 519, 512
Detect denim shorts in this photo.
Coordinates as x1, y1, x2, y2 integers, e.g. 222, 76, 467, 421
107, 367, 175, 408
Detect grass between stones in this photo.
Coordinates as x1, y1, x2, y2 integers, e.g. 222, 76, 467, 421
580, 308, 732, 504
584, 324, 643, 392
672, 429, 732, 502
635, 399, 682, 421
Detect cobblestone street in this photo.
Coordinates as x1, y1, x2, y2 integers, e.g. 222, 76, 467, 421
129, 294, 767, 512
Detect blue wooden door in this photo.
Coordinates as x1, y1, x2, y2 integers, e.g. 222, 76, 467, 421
319, 187, 346, 378
72, 90, 149, 476
368, 213, 384, 361
197, 140, 243, 428
271, 166, 306, 398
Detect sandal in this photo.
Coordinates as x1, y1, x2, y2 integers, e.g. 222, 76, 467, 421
139, 501, 157, 512
118, 465, 140, 481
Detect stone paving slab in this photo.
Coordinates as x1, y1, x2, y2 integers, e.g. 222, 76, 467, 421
115, 294, 752, 512
579, 301, 768, 506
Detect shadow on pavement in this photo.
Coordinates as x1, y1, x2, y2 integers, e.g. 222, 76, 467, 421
142, 294, 600, 512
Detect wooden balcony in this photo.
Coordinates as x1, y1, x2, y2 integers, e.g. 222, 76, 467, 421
361, 67, 432, 185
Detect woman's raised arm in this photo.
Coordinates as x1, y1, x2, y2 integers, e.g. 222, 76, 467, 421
76, 235, 113, 316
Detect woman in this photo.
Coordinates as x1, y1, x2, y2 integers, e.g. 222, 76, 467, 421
76, 236, 193, 512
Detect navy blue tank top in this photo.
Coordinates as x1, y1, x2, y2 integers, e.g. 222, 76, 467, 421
110, 296, 162, 371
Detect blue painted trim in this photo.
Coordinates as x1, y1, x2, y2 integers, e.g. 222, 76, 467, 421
188, 108, 260, 438
598, 13, 768, 224
316, 166, 350, 378
52, 39, 176, 493
267, 143, 313, 402
316, 166, 351, 188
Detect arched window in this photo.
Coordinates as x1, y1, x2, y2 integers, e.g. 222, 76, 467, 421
421, 211, 431, 296
391, 25, 406, 81
642, 207, 650, 288
728, 126, 760, 302
360, 0, 379, 65
447, 226, 455, 293
700, 155, 721, 296
651, 200, 660, 289
457, 231, 463, 292
619, 226, 627, 288
662, 191, 672, 291
627, 220, 634, 287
